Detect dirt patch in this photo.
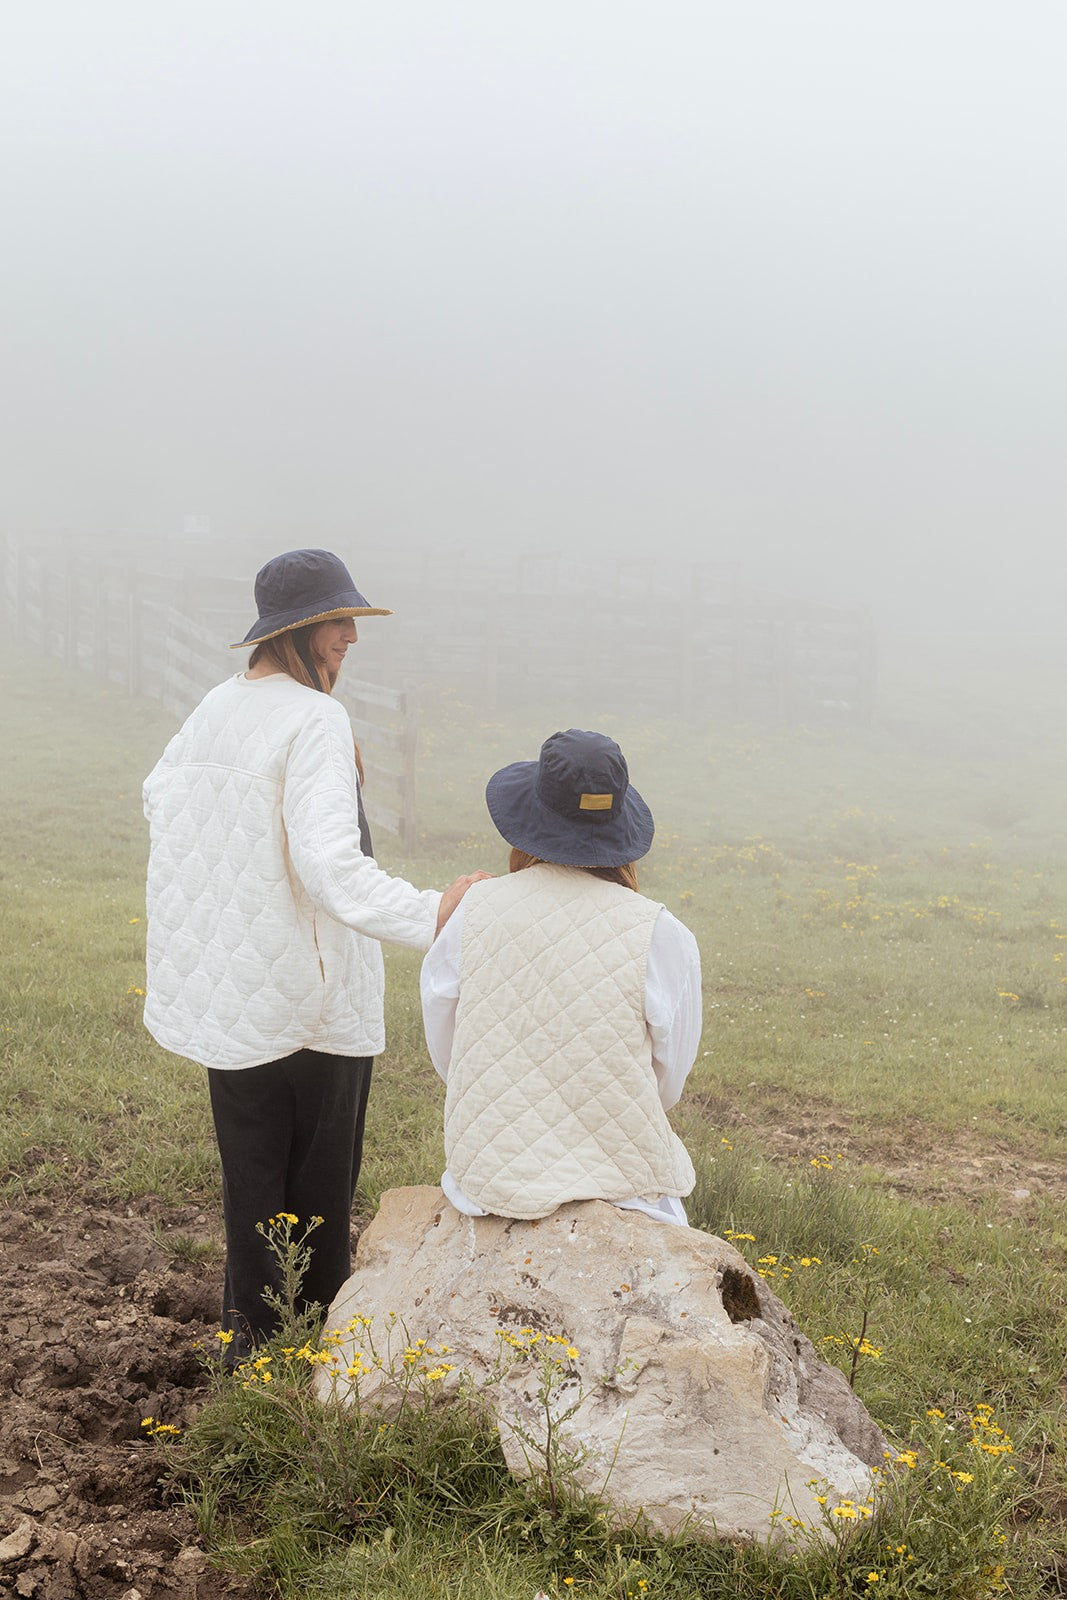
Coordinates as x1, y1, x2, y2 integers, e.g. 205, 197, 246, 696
874, 1139, 1067, 1211
693, 1089, 1067, 1211
0, 1197, 262, 1600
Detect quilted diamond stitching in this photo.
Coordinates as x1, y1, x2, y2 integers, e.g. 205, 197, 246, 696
144, 674, 422, 1068
446, 866, 695, 1215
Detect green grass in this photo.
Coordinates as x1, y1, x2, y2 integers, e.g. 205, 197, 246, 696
168, 1267, 1035, 1600
0, 659, 216, 1201
2, 639, 1066, 1595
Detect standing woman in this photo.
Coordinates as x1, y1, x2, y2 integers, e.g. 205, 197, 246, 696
143, 549, 483, 1359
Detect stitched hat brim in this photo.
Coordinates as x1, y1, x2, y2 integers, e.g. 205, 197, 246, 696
230, 605, 392, 648
485, 760, 654, 867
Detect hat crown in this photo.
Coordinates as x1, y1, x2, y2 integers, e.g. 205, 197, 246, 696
233, 547, 386, 645
254, 548, 353, 616
484, 728, 654, 867
537, 730, 629, 821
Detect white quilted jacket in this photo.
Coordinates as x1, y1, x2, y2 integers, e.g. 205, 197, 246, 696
444, 866, 696, 1218
143, 672, 440, 1069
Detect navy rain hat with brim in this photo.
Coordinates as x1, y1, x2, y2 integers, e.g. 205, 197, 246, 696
231, 548, 392, 647
485, 728, 655, 868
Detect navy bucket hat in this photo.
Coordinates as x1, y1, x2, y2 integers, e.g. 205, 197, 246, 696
231, 548, 391, 647
486, 729, 655, 868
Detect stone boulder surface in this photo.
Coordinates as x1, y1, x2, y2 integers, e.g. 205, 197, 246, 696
315, 1186, 886, 1545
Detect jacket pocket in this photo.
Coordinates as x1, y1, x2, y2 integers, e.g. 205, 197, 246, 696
311, 916, 327, 984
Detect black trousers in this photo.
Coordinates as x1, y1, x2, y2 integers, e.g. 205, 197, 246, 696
207, 1049, 373, 1352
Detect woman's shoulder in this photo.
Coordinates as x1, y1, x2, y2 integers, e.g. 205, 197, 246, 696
649, 904, 701, 966
536, 867, 664, 924
263, 679, 353, 737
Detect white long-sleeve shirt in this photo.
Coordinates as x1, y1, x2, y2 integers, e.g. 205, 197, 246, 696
421, 894, 702, 1224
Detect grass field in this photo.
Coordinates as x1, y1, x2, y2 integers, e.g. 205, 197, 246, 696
1, 636, 1065, 1597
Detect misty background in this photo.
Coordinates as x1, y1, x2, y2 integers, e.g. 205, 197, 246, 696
2, 1, 1066, 665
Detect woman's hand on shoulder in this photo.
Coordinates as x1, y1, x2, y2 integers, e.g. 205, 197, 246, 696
435, 872, 493, 935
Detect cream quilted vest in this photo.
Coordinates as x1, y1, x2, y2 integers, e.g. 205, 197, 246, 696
444, 864, 696, 1219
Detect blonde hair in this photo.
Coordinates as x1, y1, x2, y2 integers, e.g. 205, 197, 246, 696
250, 625, 365, 784
508, 846, 638, 893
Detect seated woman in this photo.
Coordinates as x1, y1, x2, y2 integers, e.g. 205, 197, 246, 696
420, 728, 701, 1226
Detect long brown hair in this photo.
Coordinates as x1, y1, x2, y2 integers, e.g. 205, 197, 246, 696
508, 847, 638, 892
250, 625, 365, 783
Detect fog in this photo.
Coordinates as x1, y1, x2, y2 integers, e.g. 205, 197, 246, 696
3, 1, 1066, 650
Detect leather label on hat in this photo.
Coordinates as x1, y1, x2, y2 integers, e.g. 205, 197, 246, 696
579, 793, 613, 810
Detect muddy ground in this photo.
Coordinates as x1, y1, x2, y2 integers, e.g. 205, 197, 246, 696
0, 1197, 262, 1600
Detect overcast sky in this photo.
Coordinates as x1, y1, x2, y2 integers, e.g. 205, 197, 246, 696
2, 1, 1065, 637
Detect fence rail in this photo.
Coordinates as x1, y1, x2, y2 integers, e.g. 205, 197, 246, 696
0, 535, 419, 847
361, 562, 878, 724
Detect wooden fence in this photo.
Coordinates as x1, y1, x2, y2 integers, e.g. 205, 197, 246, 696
2, 529, 878, 827
0, 535, 419, 847
359, 551, 878, 724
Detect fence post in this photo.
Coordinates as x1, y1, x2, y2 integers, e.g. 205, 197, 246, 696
94, 573, 108, 679
679, 563, 702, 720
400, 691, 418, 850
33, 549, 48, 650
127, 567, 142, 697
729, 608, 743, 718
773, 612, 796, 724
64, 549, 78, 672
855, 614, 878, 724
484, 589, 499, 712
14, 540, 28, 643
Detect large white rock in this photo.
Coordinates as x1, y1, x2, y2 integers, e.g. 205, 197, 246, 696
315, 1187, 885, 1545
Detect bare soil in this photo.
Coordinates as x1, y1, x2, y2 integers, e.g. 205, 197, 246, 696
0, 1197, 262, 1600
693, 1089, 1067, 1210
